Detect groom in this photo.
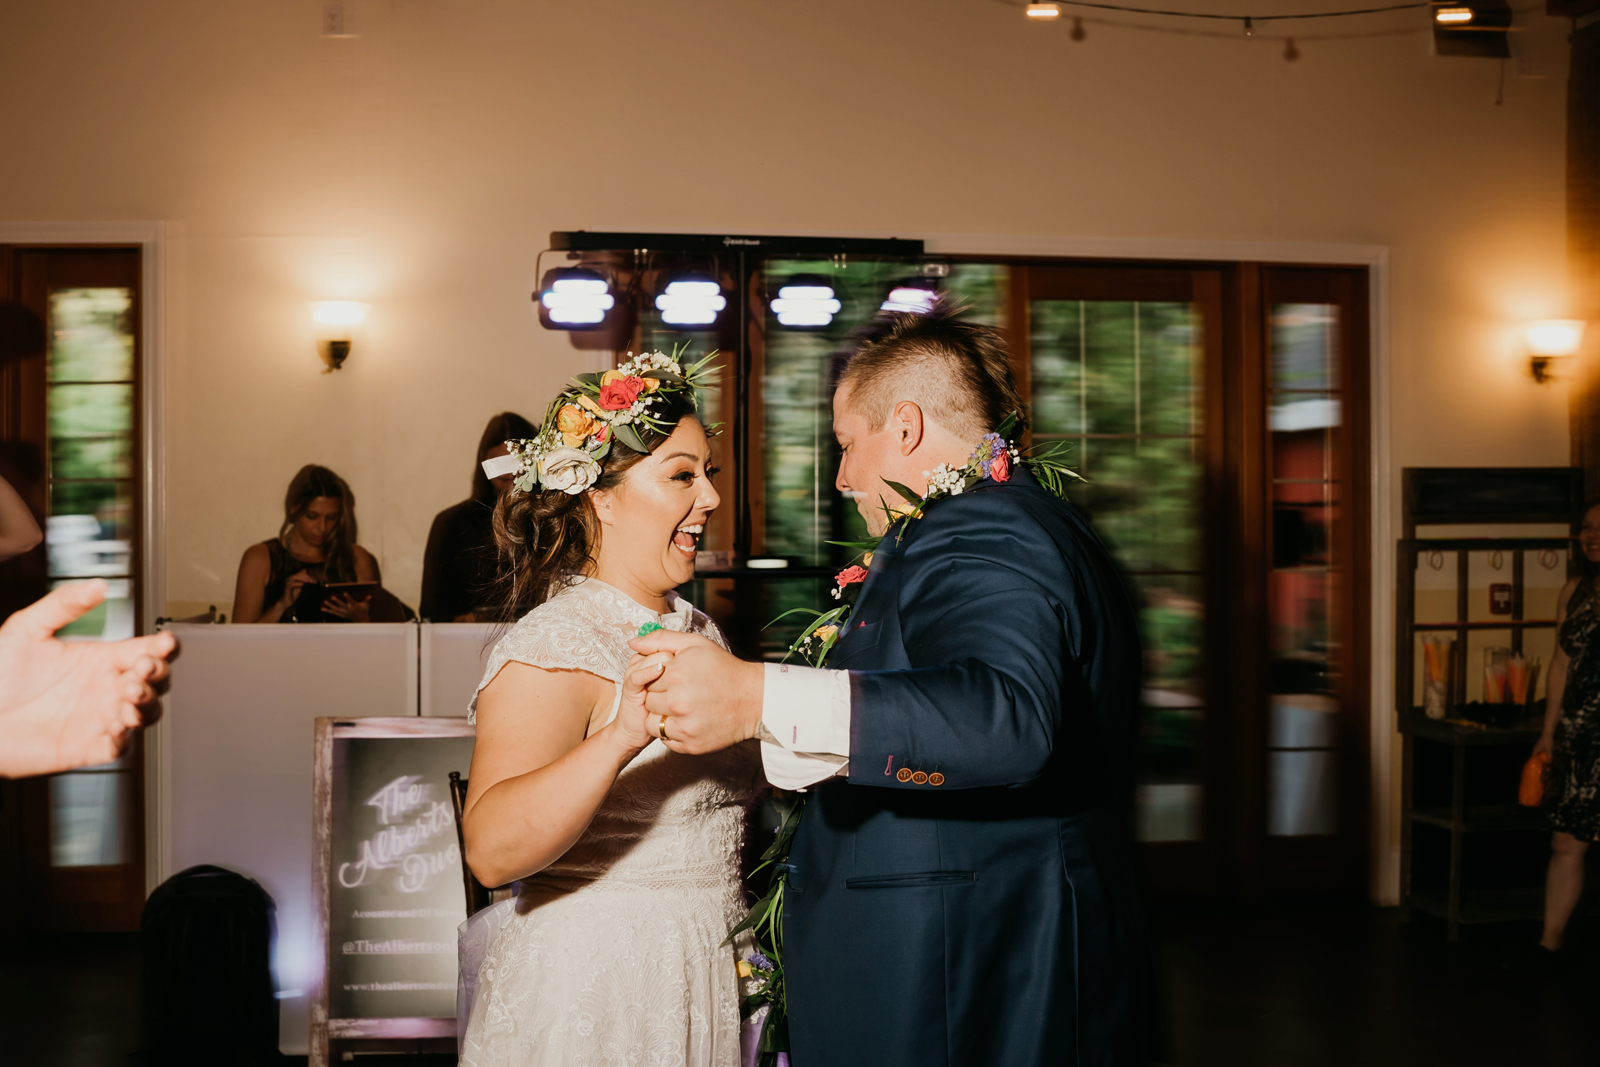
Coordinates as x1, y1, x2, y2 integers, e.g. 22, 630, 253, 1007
631, 306, 1154, 1065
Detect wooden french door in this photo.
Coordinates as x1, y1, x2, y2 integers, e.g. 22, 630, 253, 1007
0, 246, 147, 933
1005, 261, 1370, 900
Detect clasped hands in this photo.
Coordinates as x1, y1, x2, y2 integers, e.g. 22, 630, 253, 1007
615, 631, 763, 756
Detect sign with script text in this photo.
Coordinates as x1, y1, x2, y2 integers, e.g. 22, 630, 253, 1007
311, 717, 474, 1059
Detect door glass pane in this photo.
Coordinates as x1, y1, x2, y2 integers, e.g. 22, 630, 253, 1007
1268, 303, 1341, 837
751, 260, 1001, 657
1031, 298, 1205, 841
45, 287, 138, 868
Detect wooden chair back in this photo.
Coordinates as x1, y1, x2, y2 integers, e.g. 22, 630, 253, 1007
448, 771, 493, 917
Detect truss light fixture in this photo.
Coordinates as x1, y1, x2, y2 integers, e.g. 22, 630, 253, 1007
655, 273, 727, 328
537, 267, 615, 329
770, 274, 842, 330
880, 278, 939, 315
1026, 3, 1061, 18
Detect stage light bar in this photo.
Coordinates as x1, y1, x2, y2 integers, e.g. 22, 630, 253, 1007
1434, 6, 1473, 23
537, 268, 615, 329
881, 279, 939, 315
770, 274, 842, 329
655, 276, 727, 327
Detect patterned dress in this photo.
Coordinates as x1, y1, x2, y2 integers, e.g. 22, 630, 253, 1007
458, 577, 763, 1067
1549, 580, 1600, 843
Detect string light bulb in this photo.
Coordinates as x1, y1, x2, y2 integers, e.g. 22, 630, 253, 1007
1071, 16, 1087, 40
1284, 37, 1299, 60
1243, 16, 1255, 37
1434, 6, 1474, 24
1026, 2, 1061, 18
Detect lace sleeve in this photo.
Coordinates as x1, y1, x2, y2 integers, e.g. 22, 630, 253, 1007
467, 613, 625, 724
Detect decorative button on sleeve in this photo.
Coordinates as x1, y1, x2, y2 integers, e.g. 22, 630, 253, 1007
896, 767, 914, 783
928, 772, 945, 786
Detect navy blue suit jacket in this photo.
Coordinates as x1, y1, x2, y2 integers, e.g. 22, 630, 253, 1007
784, 468, 1154, 1066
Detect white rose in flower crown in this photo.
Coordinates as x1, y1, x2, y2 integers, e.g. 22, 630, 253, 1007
538, 446, 602, 495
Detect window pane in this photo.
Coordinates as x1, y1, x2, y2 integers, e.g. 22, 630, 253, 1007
1272, 303, 1338, 392
1031, 296, 1205, 842
1138, 303, 1202, 436
52, 433, 132, 481
48, 288, 134, 382
47, 481, 132, 578
1268, 749, 1339, 837
49, 578, 135, 639
50, 770, 132, 866
1029, 300, 1086, 437
48, 383, 133, 437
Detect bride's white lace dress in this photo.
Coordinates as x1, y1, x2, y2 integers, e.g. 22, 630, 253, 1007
457, 576, 763, 1067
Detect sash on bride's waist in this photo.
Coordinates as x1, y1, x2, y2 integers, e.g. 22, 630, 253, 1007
521, 858, 736, 895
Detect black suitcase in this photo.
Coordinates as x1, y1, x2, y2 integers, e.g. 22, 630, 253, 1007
139, 864, 283, 1065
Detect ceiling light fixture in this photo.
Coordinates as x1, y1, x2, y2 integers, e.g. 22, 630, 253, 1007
654, 273, 727, 328
770, 274, 842, 330
536, 267, 616, 329
1026, 3, 1062, 18
1434, 6, 1474, 23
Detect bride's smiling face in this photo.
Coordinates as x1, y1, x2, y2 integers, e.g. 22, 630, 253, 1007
590, 417, 720, 599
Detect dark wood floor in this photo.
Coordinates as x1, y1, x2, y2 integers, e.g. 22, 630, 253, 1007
1, 907, 1595, 1066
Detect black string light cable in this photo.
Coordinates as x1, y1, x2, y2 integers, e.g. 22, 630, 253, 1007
1037, 1, 1430, 24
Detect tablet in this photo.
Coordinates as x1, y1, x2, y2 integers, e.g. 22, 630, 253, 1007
289, 581, 381, 622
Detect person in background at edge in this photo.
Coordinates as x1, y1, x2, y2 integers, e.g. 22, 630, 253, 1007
1533, 498, 1600, 954
421, 412, 538, 622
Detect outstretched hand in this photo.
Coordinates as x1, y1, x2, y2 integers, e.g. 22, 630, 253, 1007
625, 630, 762, 755
0, 580, 178, 778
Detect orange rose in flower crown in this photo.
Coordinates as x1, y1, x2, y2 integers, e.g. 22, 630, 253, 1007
555, 403, 600, 447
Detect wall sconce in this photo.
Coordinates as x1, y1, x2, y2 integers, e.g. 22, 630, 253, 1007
1525, 319, 1585, 384
310, 301, 367, 373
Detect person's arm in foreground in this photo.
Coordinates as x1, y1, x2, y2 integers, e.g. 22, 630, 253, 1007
0, 476, 43, 562
0, 580, 177, 778
462, 652, 668, 888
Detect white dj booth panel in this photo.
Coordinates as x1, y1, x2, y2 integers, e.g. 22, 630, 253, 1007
156, 622, 493, 1054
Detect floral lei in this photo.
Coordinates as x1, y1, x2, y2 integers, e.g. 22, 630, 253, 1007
495, 345, 718, 495
729, 413, 1082, 1065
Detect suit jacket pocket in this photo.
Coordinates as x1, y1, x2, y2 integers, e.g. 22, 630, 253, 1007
844, 871, 977, 889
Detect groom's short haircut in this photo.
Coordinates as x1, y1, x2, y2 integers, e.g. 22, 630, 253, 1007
837, 301, 1024, 441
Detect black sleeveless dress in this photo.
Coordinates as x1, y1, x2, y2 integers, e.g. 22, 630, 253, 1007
261, 540, 325, 624
1549, 580, 1600, 842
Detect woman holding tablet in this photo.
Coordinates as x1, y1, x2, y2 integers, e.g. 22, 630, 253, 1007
232, 464, 383, 623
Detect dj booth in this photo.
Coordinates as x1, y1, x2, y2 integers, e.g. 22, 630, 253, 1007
153, 622, 496, 1055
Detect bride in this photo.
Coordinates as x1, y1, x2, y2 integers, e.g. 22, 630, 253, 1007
457, 352, 762, 1067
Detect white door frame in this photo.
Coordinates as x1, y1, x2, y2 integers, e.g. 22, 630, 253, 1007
0, 220, 169, 893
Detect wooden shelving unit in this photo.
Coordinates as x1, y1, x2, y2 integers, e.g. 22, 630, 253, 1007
1395, 467, 1581, 942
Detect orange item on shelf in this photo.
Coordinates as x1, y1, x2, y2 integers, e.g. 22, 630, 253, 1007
1519, 750, 1551, 807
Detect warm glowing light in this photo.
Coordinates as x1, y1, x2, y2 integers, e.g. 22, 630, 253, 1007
310, 301, 368, 327
1525, 319, 1586, 357
1026, 2, 1061, 17
1434, 7, 1474, 24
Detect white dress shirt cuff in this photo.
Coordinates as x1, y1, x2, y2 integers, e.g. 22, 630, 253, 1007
759, 662, 851, 791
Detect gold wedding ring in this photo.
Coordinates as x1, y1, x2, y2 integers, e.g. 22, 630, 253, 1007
658, 714, 671, 742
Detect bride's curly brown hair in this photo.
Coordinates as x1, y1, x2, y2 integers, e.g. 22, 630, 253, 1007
488, 394, 699, 621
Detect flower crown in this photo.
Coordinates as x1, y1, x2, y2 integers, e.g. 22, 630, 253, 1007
481, 348, 718, 496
